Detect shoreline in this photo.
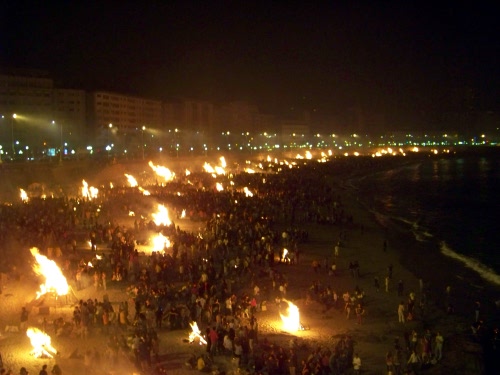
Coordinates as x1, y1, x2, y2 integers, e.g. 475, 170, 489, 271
0, 156, 496, 374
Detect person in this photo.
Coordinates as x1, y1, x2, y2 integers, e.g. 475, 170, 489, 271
434, 332, 444, 361
398, 301, 405, 323
352, 353, 361, 374
289, 348, 298, 375
19, 369, 28, 375
39, 365, 48, 375
407, 349, 421, 373
20, 307, 29, 331
355, 304, 365, 324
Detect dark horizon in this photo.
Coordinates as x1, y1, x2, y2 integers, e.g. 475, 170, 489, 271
1, 1, 499, 130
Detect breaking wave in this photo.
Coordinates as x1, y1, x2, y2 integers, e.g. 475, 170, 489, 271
440, 241, 500, 286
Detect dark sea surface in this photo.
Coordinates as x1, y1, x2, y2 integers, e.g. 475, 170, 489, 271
350, 150, 500, 291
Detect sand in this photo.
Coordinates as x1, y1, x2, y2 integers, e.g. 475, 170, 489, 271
0, 159, 489, 375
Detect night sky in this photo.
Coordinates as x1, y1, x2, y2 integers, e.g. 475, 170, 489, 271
1, 1, 498, 127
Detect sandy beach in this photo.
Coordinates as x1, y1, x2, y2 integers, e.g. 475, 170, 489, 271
0, 157, 492, 374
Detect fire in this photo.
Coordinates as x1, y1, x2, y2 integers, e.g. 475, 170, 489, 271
280, 299, 301, 332
129, 211, 135, 216
81, 180, 98, 200
216, 182, 224, 191
180, 209, 186, 218
185, 169, 191, 176
139, 187, 151, 196
282, 248, 289, 260
20, 188, 29, 202
149, 161, 175, 181
30, 247, 69, 299
244, 168, 255, 174
87, 261, 93, 267
189, 322, 207, 345
125, 174, 138, 187
152, 233, 171, 252
243, 187, 254, 197
27, 327, 58, 358
152, 204, 172, 226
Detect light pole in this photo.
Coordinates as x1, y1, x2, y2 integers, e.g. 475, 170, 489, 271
52, 120, 63, 163
11, 113, 17, 156
141, 126, 146, 160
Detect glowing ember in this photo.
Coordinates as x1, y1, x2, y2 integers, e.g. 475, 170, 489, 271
149, 161, 176, 181
125, 174, 138, 187
20, 188, 29, 202
27, 327, 58, 358
152, 204, 172, 226
30, 247, 69, 299
280, 299, 301, 332
81, 180, 98, 200
216, 182, 224, 191
152, 233, 171, 251
189, 322, 207, 345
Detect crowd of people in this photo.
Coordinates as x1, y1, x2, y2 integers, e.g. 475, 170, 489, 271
0, 156, 494, 374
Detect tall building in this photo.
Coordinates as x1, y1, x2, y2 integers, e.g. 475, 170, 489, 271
53, 88, 87, 145
87, 91, 162, 132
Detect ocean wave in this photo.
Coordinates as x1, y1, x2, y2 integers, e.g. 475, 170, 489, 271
440, 241, 500, 286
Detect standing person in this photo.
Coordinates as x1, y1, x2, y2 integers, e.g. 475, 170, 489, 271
407, 350, 421, 374
434, 332, 444, 361
20, 307, 29, 331
398, 302, 405, 323
352, 353, 361, 375
38, 365, 48, 375
474, 301, 481, 322
289, 349, 298, 375
355, 304, 365, 325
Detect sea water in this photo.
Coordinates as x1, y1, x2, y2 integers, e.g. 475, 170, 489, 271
352, 151, 500, 287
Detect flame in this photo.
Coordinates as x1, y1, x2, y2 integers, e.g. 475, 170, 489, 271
27, 327, 58, 358
216, 182, 224, 191
152, 233, 171, 252
87, 261, 93, 267
185, 169, 191, 176
245, 168, 255, 174
96, 254, 102, 260
180, 209, 186, 218
282, 248, 288, 259
138, 187, 151, 196
189, 322, 207, 345
219, 156, 227, 168
125, 174, 138, 187
280, 299, 300, 332
152, 204, 172, 226
81, 180, 98, 200
20, 188, 29, 202
129, 211, 135, 216
149, 161, 175, 181
243, 187, 254, 197
30, 248, 69, 298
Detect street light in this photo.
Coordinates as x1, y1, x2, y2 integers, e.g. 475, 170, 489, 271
52, 120, 63, 163
11, 113, 17, 156
142, 126, 146, 160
